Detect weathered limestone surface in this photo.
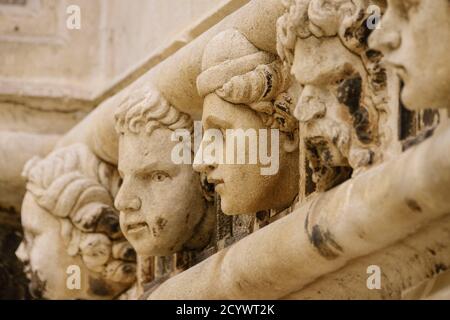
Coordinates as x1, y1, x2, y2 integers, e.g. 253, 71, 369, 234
149, 126, 450, 299
285, 216, 450, 300
0, 131, 59, 212
1, 0, 450, 300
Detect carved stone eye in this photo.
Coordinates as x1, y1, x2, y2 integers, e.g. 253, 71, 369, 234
152, 172, 169, 182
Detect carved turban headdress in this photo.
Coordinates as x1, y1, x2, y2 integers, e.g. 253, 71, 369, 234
197, 29, 298, 133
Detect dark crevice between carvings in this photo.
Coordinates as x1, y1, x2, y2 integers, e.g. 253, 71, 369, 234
337, 75, 373, 144
0, 209, 30, 299
399, 81, 417, 141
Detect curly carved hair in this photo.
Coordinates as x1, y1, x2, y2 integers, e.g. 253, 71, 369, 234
115, 85, 193, 136
277, 0, 384, 66
22, 144, 136, 285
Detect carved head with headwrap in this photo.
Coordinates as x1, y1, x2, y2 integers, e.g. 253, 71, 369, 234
17, 144, 136, 299
194, 29, 300, 215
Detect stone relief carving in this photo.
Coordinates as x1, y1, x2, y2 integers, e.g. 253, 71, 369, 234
114, 85, 215, 257
277, 0, 389, 191
193, 29, 300, 215
3, 0, 450, 301
16, 144, 136, 299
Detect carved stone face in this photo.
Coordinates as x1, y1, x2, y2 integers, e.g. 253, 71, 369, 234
193, 93, 299, 215
290, 35, 376, 189
16, 193, 126, 300
369, 0, 450, 110
115, 128, 206, 256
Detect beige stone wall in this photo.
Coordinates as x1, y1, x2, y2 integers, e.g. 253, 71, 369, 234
0, 0, 227, 100
0, 0, 245, 299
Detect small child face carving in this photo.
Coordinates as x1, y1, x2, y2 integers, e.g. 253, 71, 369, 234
115, 128, 206, 256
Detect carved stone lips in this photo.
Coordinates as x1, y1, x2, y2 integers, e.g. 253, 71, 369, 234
126, 222, 148, 234
207, 178, 224, 186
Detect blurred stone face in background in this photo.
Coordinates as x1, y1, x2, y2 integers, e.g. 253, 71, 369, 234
16, 144, 137, 300
369, 0, 450, 110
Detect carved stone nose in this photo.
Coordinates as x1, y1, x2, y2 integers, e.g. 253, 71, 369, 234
115, 195, 141, 212
193, 162, 216, 175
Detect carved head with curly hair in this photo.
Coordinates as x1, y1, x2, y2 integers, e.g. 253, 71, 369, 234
16, 144, 136, 300
276, 0, 388, 191
114, 85, 214, 257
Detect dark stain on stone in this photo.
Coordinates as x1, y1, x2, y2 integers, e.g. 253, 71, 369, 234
405, 198, 422, 213
121, 263, 135, 275
263, 70, 273, 98
156, 217, 168, 232
355, 18, 373, 47
427, 248, 437, 256
123, 247, 137, 262
402, 127, 435, 151
305, 206, 343, 260
435, 264, 448, 274
337, 76, 362, 114
337, 76, 372, 144
96, 207, 121, 238
89, 277, 114, 297
422, 109, 439, 128
309, 225, 343, 260
399, 82, 417, 141
366, 49, 382, 60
